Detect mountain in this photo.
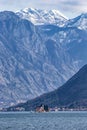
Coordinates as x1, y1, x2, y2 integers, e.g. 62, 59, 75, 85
8, 64, 87, 111
0, 11, 75, 108
66, 13, 87, 30
0, 10, 87, 108
16, 8, 67, 26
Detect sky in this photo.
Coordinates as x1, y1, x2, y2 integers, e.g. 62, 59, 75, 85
0, 0, 87, 18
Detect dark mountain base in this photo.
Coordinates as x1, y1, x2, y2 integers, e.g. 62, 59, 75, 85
7, 65, 87, 111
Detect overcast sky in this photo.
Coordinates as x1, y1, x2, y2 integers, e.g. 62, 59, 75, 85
0, 0, 87, 18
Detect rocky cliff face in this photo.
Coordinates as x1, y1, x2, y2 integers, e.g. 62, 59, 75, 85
0, 10, 87, 108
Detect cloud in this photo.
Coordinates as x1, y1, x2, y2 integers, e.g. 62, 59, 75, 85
60, 0, 87, 18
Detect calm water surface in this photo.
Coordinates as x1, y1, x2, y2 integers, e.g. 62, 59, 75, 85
0, 111, 87, 130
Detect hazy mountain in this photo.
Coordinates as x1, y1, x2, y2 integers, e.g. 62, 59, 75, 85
9, 65, 87, 111
0, 10, 87, 108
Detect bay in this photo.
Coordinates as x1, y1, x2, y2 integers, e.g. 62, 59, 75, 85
0, 111, 87, 130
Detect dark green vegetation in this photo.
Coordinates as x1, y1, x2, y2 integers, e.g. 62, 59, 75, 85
8, 65, 87, 111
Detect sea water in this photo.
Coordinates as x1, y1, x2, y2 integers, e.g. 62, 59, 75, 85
0, 111, 87, 130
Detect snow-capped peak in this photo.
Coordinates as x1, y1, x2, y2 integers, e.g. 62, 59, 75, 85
49, 9, 68, 20
16, 8, 68, 26
66, 13, 87, 30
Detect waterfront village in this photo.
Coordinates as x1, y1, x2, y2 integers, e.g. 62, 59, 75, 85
1, 104, 87, 112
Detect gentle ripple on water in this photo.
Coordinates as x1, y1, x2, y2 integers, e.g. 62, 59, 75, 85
0, 111, 87, 130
